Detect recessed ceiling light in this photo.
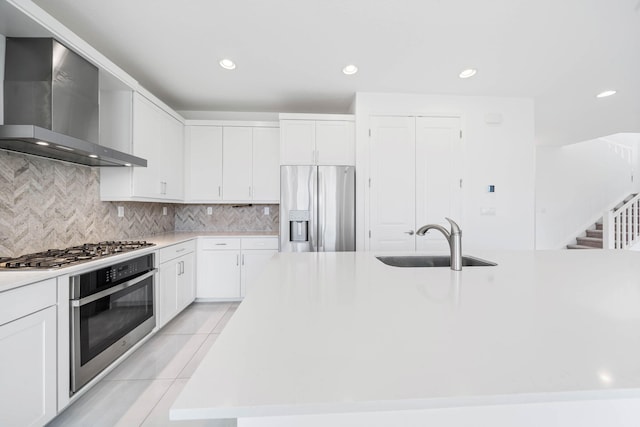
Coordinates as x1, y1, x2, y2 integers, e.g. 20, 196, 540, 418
219, 59, 236, 70
342, 64, 358, 75
459, 69, 477, 79
35, 141, 49, 146
124, 163, 132, 167
596, 90, 617, 98
88, 154, 98, 159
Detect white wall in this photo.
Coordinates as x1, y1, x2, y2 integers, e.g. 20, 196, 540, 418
355, 92, 536, 251
535, 133, 640, 249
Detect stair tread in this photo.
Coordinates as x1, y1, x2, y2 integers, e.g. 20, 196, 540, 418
577, 236, 603, 242
567, 244, 598, 249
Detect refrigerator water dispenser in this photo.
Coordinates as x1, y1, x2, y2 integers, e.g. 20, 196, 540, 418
288, 210, 310, 242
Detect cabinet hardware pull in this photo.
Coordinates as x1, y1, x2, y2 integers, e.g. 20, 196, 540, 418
215, 243, 227, 246
404, 230, 415, 235
176, 248, 185, 252
242, 254, 245, 265
218, 186, 221, 197
236, 255, 239, 266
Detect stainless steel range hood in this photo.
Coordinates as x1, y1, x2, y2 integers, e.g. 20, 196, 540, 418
0, 38, 146, 167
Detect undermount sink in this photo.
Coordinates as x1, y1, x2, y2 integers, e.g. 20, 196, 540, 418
376, 255, 497, 268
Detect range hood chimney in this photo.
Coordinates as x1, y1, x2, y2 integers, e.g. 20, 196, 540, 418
0, 38, 146, 167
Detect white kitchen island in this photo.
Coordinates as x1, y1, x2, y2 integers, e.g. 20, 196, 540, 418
171, 250, 640, 426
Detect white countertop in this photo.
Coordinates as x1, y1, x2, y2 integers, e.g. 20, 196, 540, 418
0, 231, 277, 292
171, 249, 640, 420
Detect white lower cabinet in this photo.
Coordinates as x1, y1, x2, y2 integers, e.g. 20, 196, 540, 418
157, 241, 196, 328
0, 280, 57, 427
197, 237, 278, 300
240, 249, 277, 297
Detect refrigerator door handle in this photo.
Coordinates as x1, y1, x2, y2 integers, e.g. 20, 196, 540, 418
311, 166, 318, 251
317, 167, 324, 251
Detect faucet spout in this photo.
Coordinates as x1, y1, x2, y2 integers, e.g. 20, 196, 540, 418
416, 217, 463, 271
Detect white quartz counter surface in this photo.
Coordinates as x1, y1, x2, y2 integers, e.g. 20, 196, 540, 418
0, 231, 277, 292
171, 249, 640, 421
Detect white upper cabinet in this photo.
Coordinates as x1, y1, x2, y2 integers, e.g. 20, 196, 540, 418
223, 127, 254, 201
185, 126, 223, 201
279, 114, 355, 166
315, 121, 355, 165
280, 120, 316, 165
251, 127, 280, 201
184, 123, 280, 203
100, 92, 185, 201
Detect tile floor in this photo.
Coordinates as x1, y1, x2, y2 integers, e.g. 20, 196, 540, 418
49, 302, 240, 427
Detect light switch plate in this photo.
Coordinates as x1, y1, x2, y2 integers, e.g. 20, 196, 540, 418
207, 207, 213, 215
117, 206, 124, 217
162, 207, 167, 216
264, 207, 270, 215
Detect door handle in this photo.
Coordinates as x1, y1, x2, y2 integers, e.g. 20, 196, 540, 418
404, 230, 415, 235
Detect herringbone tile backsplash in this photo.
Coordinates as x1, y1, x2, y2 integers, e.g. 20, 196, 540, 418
175, 204, 279, 232
0, 151, 278, 257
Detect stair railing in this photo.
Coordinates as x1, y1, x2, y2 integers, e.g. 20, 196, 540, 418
603, 194, 640, 249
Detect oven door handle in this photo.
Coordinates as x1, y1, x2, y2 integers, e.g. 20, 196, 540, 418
71, 269, 157, 307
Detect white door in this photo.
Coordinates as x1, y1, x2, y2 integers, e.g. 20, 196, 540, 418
158, 259, 179, 327
415, 117, 463, 251
315, 121, 355, 165
223, 127, 253, 200
186, 126, 223, 201
177, 253, 195, 310
132, 94, 162, 197
280, 120, 315, 165
161, 114, 185, 200
369, 116, 416, 251
0, 306, 57, 427
197, 250, 241, 299
252, 127, 280, 201
240, 250, 277, 298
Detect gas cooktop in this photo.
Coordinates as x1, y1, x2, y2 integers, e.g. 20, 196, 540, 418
0, 241, 155, 270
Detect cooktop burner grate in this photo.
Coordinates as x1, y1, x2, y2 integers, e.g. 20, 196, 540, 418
1, 241, 155, 270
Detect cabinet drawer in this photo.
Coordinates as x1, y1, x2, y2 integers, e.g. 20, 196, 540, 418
158, 240, 196, 263
241, 237, 279, 250
0, 279, 56, 326
199, 238, 241, 250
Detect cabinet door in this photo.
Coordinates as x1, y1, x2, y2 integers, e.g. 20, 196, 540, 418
161, 115, 185, 200
252, 127, 280, 201
223, 127, 253, 201
0, 306, 56, 427
158, 260, 179, 328
280, 120, 315, 165
132, 94, 163, 197
197, 250, 241, 299
240, 250, 277, 298
315, 121, 355, 165
415, 117, 463, 252
186, 126, 223, 201
369, 116, 417, 251
177, 253, 195, 310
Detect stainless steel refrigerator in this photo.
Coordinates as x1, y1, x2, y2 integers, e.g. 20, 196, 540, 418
280, 165, 355, 252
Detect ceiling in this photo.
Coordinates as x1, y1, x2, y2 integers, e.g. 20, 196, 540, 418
10, 0, 640, 144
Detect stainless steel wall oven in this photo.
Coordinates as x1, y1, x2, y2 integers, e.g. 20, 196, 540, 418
70, 253, 156, 393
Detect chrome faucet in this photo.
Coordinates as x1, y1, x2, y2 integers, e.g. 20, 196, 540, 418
416, 217, 463, 271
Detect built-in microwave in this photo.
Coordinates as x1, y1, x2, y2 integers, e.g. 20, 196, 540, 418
69, 253, 156, 394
